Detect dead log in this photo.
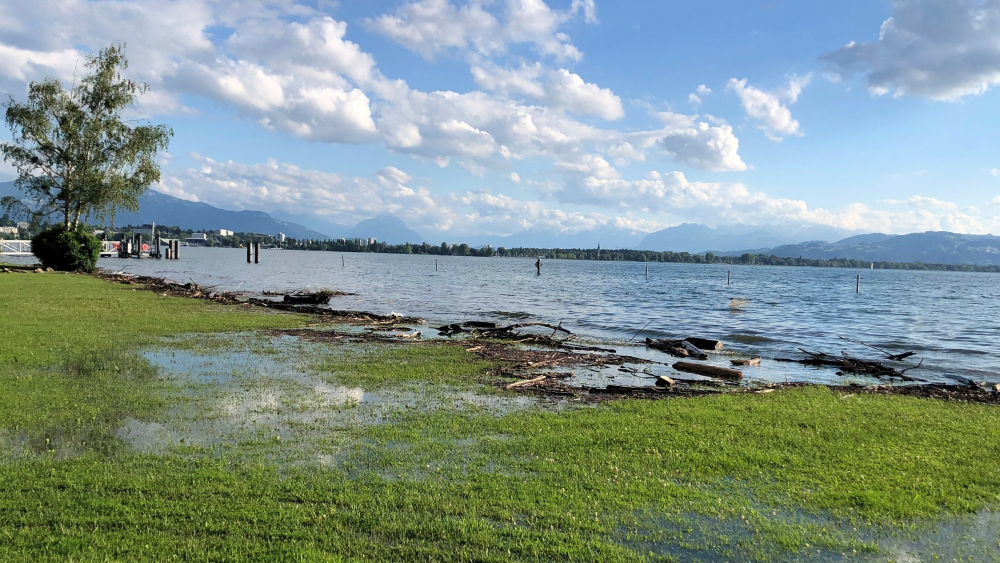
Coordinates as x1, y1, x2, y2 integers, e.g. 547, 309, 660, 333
506, 375, 548, 389
463, 321, 497, 329
283, 290, 335, 305
672, 361, 743, 380
731, 357, 761, 366
645, 338, 708, 360
655, 376, 675, 387
685, 337, 724, 351
560, 343, 617, 353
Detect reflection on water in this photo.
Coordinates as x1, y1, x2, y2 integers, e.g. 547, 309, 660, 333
76, 247, 1000, 384
120, 334, 548, 458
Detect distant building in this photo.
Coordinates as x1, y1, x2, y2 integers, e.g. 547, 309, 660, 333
277, 233, 286, 243
184, 233, 209, 246
133, 228, 153, 235
15, 222, 28, 230
0, 226, 17, 234
369, 238, 377, 245
219, 229, 233, 236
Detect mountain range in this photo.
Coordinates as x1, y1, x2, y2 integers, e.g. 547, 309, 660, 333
749, 232, 1000, 265
0, 183, 425, 244
4, 181, 999, 264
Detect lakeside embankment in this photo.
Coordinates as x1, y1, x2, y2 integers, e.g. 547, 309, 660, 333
28, 248, 997, 385
1, 267, 999, 561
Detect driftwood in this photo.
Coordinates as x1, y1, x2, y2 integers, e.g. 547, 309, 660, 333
655, 376, 675, 386
731, 357, 761, 366
283, 289, 337, 305
672, 361, 744, 380
838, 336, 916, 361
506, 375, 548, 389
685, 337, 724, 351
587, 385, 721, 397
645, 338, 708, 360
774, 348, 925, 381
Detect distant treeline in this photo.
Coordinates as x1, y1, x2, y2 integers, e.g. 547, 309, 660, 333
73, 224, 1000, 272
282, 238, 1000, 272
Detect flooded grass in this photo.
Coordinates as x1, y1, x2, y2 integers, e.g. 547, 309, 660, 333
1, 272, 999, 561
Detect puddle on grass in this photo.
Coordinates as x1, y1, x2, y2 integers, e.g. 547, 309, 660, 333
118, 332, 551, 463
622, 505, 1000, 562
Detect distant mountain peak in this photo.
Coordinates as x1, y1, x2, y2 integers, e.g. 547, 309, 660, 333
348, 214, 425, 244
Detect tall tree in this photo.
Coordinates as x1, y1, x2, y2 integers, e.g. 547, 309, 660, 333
1, 44, 172, 228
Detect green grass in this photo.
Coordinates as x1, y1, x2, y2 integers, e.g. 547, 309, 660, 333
0, 272, 305, 367
0, 272, 306, 456
314, 343, 493, 387
1, 272, 999, 561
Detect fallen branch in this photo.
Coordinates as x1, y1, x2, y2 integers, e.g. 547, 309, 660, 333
672, 361, 743, 380
506, 375, 548, 389
838, 336, 916, 361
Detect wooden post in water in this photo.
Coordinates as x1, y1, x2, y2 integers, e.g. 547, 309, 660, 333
728, 270, 731, 285
247, 244, 251, 264
856, 274, 860, 294
435, 259, 438, 271
254, 243, 260, 264
645, 265, 648, 279
174, 240, 179, 260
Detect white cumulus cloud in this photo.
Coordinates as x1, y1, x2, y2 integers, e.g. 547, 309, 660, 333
727, 75, 811, 141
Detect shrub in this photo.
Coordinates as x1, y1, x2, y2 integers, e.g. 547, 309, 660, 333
31, 226, 102, 272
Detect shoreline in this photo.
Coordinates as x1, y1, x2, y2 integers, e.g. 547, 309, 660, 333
2, 268, 999, 561
92, 268, 1000, 405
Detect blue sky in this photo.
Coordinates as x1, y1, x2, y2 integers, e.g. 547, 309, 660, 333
2, 0, 999, 238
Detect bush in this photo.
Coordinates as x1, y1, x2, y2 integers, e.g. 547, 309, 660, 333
31, 226, 102, 272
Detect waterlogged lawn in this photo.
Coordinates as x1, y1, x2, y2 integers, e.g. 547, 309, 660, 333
1, 272, 999, 561
314, 343, 493, 387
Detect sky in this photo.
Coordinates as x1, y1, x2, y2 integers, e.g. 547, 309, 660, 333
2, 0, 1000, 239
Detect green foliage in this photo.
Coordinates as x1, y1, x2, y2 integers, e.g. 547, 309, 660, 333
29, 226, 101, 272
0, 44, 172, 228
0, 271, 305, 368
2, 272, 1000, 561
314, 343, 491, 387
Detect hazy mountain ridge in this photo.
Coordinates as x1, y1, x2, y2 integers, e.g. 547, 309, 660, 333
349, 215, 426, 244
758, 231, 1000, 265
7, 181, 998, 264
1, 182, 330, 240
637, 223, 858, 254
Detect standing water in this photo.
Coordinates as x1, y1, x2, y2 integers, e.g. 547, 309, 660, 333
9, 247, 997, 385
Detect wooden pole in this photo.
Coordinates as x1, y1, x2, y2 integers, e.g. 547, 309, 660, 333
247, 244, 251, 264
435, 259, 438, 271
645, 265, 648, 279
254, 243, 260, 264
342, 255, 345, 267
856, 274, 860, 294
174, 240, 179, 260
728, 270, 731, 285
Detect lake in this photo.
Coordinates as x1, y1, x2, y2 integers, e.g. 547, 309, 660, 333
7, 246, 998, 386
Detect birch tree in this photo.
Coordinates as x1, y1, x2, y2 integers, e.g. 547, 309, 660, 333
1, 44, 172, 229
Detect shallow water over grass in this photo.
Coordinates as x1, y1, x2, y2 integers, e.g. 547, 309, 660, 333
3, 271, 999, 562
103, 332, 998, 561
123, 332, 551, 463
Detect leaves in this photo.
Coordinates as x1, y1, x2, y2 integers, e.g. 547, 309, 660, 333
0, 43, 172, 228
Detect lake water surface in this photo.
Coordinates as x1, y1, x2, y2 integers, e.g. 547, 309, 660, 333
10, 247, 998, 385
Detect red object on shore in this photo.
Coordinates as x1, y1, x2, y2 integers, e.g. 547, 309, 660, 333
142, 244, 149, 252
112, 242, 120, 249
